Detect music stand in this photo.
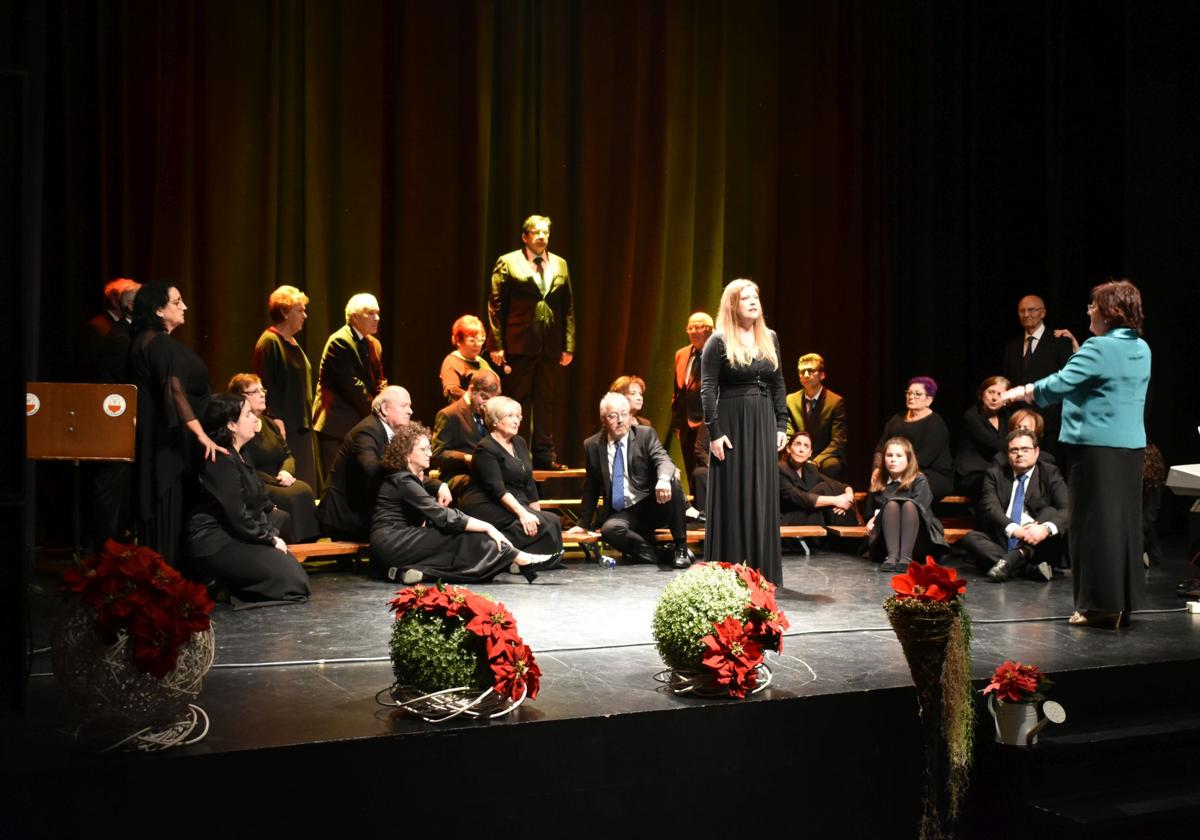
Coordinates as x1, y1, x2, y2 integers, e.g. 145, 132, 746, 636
26, 382, 138, 556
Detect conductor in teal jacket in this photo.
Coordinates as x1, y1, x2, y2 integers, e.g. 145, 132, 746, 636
1005, 279, 1150, 628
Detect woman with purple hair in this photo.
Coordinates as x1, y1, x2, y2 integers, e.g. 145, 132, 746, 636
875, 375, 954, 498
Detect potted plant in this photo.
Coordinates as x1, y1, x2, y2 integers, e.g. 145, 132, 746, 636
651, 562, 789, 698
982, 661, 1061, 746
382, 583, 540, 723
53, 540, 215, 750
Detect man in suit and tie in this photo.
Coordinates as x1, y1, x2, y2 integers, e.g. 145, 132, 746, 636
671, 312, 713, 515
79, 277, 141, 547
1002, 295, 1074, 452
488, 214, 575, 470
318, 385, 449, 541
784, 353, 847, 479
567, 392, 691, 568
313, 293, 388, 483
431, 369, 500, 498
962, 429, 1068, 582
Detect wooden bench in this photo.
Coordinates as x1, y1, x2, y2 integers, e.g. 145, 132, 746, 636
287, 540, 369, 564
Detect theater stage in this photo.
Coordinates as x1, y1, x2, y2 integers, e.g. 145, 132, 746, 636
8, 544, 1200, 836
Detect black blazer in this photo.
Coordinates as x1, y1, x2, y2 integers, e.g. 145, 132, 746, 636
79, 312, 132, 383
316, 413, 390, 540
488, 250, 575, 358
954, 404, 1009, 478
431, 397, 485, 479
459, 435, 540, 508
577, 425, 676, 530
671, 344, 704, 430
312, 324, 386, 440
254, 327, 314, 436
1003, 331, 1073, 387
779, 460, 847, 512
785, 387, 847, 468
187, 450, 280, 557
975, 461, 1069, 546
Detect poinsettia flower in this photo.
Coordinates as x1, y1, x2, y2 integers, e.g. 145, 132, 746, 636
388, 586, 424, 617
745, 608, 790, 653
891, 557, 967, 603
699, 616, 765, 698
466, 605, 517, 642
167, 579, 214, 633
982, 660, 1046, 703
490, 643, 541, 700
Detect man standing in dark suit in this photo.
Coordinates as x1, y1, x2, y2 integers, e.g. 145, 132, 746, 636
671, 312, 712, 514
784, 353, 847, 479
431, 370, 500, 498
566, 393, 691, 568
79, 277, 140, 547
1002, 295, 1074, 452
962, 430, 1068, 582
317, 386, 449, 541
487, 214, 575, 470
313, 293, 387, 483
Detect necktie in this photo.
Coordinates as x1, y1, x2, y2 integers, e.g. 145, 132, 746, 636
611, 440, 625, 511
1007, 474, 1028, 551
474, 414, 485, 438
1022, 335, 1034, 370
806, 397, 818, 429
685, 349, 699, 387
533, 255, 545, 293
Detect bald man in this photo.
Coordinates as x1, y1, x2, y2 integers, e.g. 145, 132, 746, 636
1002, 295, 1074, 451
317, 386, 449, 541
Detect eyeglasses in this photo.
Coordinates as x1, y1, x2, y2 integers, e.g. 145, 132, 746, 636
798, 368, 821, 377
604, 411, 631, 421
415, 444, 433, 453
1007, 446, 1035, 455
1086, 303, 1097, 313
904, 390, 929, 398
244, 387, 267, 396
1017, 307, 1044, 315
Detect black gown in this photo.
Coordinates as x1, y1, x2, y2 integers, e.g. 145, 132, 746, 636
242, 418, 321, 543
370, 470, 521, 582
254, 327, 321, 493
953, 404, 1009, 499
865, 474, 949, 562
877, 411, 954, 498
186, 450, 310, 607
779, 460, 854, 527
700, 331, 788, 584
458, 435, 563, 556
128, 329, 212, 566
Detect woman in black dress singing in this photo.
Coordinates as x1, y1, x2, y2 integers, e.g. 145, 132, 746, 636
371, 423, 558, 585
458, 396, 564, 558
128, 282, 223, 566
701, 279, 788, 584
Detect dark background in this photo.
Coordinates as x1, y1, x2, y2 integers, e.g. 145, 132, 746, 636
9, 0, 1200, 518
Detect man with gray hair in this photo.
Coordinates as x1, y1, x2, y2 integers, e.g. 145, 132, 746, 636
318, 386, 449, 541
567, 392, 691, 568
314, 292, 388, 482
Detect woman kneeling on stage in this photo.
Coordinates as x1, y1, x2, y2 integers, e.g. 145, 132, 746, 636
371, 422, 559, 585
186, 394, 310, 607
865, 437, 949, 573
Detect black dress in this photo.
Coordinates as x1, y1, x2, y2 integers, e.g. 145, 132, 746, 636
370, 470, 521, 582
700, 331, 788, 584
254, 327, 321, 493
865, 474, 949, 562
128, 329, 212, 566
186, 450, 310, 607
953, 404, 1009, 499
242, 418, 321, 543
779, 460, 854, 527
877, 412, 954, 498
458, 435, 563, 556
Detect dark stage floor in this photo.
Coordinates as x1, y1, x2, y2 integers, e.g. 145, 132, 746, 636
16, 543, 1199, 758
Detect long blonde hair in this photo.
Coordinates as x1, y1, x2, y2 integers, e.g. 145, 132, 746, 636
715, 278, 779, 370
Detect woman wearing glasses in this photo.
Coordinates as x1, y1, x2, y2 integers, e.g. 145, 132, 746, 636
700, 279, 788, 585
1005, 279, 1151, 628
875, 376, 954, 498
228, 373, 320, 543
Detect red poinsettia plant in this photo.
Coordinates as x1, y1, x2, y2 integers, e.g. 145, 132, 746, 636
982, 660, 1054, 704
60, 540, 214, 678
890, 556, 968, 603
388, 583, 540, 701
697, 562, 790, 698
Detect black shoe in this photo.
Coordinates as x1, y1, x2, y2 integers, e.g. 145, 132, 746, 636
987, 559, 1013, 582
673, 545, 692, 569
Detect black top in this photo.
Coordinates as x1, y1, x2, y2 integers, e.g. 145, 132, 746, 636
373, 470, 469, 537
188, 450, 280, 557
254, 327, 314, 436
954, 404, 1009, 478
79, 312, 132, 383
431, 397, 486, 478
699, 331, 788, 440
877, 411, 953, 492
242, 417, 296, 484
459, 434, 539, 508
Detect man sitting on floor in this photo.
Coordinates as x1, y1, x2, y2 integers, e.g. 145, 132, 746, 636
431, 370, 500, 499
318, 385, 450, 541
962, 429, 1068, 582
567, 392, 691, 568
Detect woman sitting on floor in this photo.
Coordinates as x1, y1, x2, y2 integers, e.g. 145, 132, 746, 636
370, 422, 559, 584
458, 396, 564, 560
778, 431, 856, 527
186, 393, 310, 607
228, 372, 320, 543
865, 436, 948, 573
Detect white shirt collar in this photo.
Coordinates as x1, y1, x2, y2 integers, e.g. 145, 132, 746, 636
1026, 323, 1046, 341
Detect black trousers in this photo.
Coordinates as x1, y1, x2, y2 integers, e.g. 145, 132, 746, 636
504, 352, 562, 466
675, 422, 709, 507
599, 480, 686, 560
962, 529, 1064, 576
